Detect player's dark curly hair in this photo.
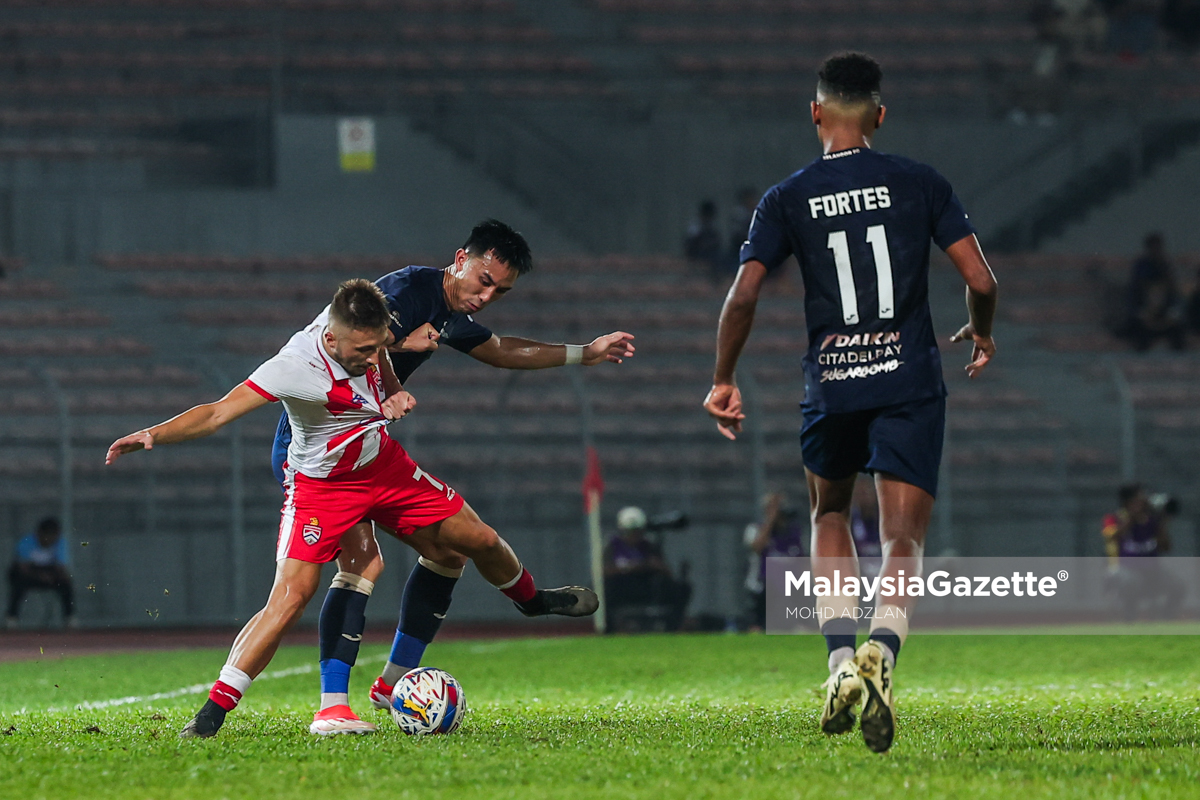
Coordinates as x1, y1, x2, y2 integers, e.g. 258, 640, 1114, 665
329, 278, 390, 331
463, 218, 533, 275
818, 52, 882, 103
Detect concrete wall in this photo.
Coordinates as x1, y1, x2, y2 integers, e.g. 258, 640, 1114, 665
3, 115, 581, 266
1044, 141, 1200, 255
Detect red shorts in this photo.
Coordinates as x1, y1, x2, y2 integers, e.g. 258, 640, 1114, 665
277, 437, 464, 563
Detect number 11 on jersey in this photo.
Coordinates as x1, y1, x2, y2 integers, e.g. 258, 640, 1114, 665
827, 224, 895, 325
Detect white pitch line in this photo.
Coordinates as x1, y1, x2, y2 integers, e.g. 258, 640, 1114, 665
41, 653, 388, 714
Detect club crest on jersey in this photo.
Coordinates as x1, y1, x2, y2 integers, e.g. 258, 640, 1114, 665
302, 518, 322, 546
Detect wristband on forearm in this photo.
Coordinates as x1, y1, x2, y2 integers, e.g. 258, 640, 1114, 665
565, 344, 584, 365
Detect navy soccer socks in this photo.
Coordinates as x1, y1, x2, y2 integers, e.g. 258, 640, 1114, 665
379, 558, 462, 687
317, 572, 373, 711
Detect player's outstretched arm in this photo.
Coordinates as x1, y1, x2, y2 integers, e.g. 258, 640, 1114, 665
945, 234, 999, 379
104, 383, 269, 465
704, 260, 768, 440
467, 331, 635, 369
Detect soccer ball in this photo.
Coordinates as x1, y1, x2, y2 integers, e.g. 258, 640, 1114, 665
389, 667, 466, 736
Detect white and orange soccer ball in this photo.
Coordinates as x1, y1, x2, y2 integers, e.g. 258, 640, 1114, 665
389, 667, 467, 736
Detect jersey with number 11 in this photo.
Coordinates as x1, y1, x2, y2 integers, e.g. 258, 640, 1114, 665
740, 147, 976, 413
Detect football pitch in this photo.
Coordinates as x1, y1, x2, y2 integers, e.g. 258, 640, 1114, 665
1, 633, 1197, 799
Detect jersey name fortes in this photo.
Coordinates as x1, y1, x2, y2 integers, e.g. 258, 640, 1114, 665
740, 147, 976, 413
247, 307, 388, 479
807, 185, 891, 219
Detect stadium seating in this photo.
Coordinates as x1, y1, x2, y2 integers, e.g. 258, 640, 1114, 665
7, 243, 1199, 626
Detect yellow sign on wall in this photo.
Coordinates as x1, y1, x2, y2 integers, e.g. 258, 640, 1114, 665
338, 118, 375, 172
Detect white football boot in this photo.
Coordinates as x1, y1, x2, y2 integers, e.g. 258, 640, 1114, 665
854, 640, 895, 753
820, 657, 863, 735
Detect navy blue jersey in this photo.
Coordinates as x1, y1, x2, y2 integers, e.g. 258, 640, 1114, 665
271, 265, 493, 484
375, 265, 494, 383
740, 147, 975, 413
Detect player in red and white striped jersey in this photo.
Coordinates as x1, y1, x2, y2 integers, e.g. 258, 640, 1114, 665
106, 279, 598, 739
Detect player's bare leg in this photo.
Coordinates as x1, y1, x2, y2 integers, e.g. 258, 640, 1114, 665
419, 502, 598, 618
854, 471, 934, 754
310, 522, 385, 735
807, 470, 864, 736
181, 558, 322, 738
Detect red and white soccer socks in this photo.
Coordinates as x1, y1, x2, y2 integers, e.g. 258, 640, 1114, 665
208, 665, 253, 712
497, 566, 537, 605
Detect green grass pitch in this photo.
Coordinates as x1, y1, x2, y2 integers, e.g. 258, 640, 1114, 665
1, 633, 1197, 799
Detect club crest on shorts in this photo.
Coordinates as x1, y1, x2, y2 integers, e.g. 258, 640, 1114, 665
302, 517, 322, 546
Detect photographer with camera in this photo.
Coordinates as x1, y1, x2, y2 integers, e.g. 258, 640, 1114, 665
744, 493, 806, 631
603, 507, 692, 633
1102, 483, 1185, 620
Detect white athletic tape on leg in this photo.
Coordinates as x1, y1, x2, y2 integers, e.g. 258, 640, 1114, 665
217, 665, 253, 695
330, 571, 374, 596
417, 556, 464, 579
871, 604, 909, 643
495, 563, 524, 590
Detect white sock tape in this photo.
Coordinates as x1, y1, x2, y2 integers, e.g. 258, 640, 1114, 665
331, 571, 375, 596
496, 563, 524, 590
564, 344, 583, 365
417, 556, 465, 579
218, 665, 253, 694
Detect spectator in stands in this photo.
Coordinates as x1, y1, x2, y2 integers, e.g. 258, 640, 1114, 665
1121, 232, 1186, 351
1162, 0, 1200, 49
604, 506, 692, 632
684, 199, 726, 285
743, 493, 805, 630
727, 187, 758, 274
1186, 263, 1200, 333
1102, 484, 1184, 619
6, 517, 75, 629
1104, 0, 1162, 58
1031, 0, 1107, 73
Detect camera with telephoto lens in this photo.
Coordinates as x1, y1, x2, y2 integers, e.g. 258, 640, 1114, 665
1148, 493, 1180, 516
645, 510, 690, 532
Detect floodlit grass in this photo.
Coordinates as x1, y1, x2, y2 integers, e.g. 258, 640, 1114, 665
1, 634, 1198, 799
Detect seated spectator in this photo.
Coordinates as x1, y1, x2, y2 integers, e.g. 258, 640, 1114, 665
604, 507, 691, 632
1031, 0, 1107, 75
744, 493, 805, 630
1102, 484, 1185, 620
1104, 0, 1161, 58
1186, 263, 1200, 333
6, 517, 75, 629
1120, 233, 1186, 351
684, 200, 726, 285
1162, 0, 1200, 50
727, 187, 758, 274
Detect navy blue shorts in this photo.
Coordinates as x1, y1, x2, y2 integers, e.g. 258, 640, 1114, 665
271, 411, 291, 488
800, 395, 945, 499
